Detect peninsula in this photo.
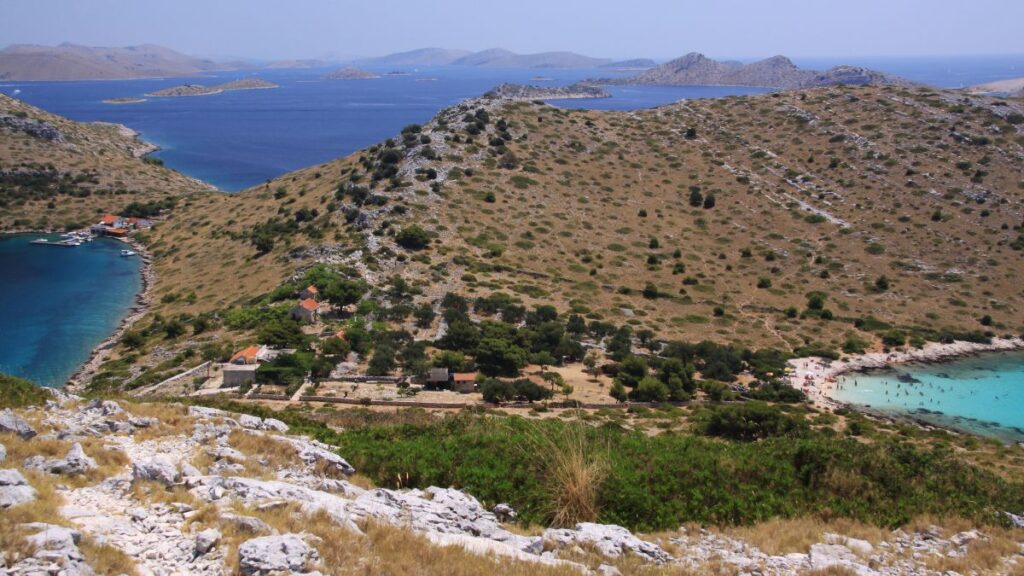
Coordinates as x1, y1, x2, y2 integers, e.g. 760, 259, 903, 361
145, 78, 278, 97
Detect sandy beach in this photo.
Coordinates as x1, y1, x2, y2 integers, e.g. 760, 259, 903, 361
787, 337, 1024, 410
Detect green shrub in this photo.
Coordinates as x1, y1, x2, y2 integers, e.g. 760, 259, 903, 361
0, 373, 50, 409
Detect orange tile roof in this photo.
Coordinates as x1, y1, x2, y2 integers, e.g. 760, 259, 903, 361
231, 345, 260, 363
452, 373, 477, 382
300, 298, 320, 311
100, 215, 120, 225
305, 285, 319, 294
334, 330, 346, 340
105, 228, 129, 236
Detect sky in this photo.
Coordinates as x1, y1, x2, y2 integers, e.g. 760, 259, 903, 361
1, 0, 1022, 61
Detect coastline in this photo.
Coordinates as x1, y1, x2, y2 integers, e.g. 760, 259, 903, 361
787, 337, 1024, 411
65, 234, 154, 392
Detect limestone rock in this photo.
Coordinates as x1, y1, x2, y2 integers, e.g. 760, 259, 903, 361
47, 442, 98, 475
195, 528, 221, 555
263, 418, 289, 433
132, 456, 181, 487
18, 522, 93, 575
544, 522, 673, 563
283, 437, 355, 475
221, 512, 275, 535
0, 442, 6, 462
180, 461, 203, 479
492, 502, 517, 522
239, 414, 264, 430
825, 532, 874, 555
84, 399, 123, 416
0, 468, 37, 507
808, 543, 878, 575
237, 534, 319, 575
0, 408, 37, 439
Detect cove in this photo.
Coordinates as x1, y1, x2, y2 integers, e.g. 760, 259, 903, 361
0, 234, 142, 387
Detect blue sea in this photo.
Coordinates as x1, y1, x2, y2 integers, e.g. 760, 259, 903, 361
0, 66, 770, 191
0, 234, 142, 387
834, 352, 1024, 442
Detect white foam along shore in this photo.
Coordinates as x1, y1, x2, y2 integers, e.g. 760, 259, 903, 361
786, 337, 1024, 410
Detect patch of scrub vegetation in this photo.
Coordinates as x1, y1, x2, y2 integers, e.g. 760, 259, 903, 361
189, 400, 1024, 533
0, 373, 51, 409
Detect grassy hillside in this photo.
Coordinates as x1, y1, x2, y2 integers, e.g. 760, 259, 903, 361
6, 85, 1023, 390
145, 84, 1024, 352
0, 93, 212, 232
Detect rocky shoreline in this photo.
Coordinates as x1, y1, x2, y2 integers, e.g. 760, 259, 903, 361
66, 236, 154, 393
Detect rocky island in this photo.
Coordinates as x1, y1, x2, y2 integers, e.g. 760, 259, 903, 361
101, 97, 147, 105
145, 78, 278, 97
601, 52, 908, 89
484, 82, 610, 100
322, 66, 379, 80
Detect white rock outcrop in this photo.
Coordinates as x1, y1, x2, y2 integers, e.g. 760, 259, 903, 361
0, 408, 37, 439
0, 468, 36, 507
237, 534, 320, 576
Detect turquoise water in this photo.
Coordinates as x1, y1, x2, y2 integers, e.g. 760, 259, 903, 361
0, 234, 142, 387
833, 351, 1024, 441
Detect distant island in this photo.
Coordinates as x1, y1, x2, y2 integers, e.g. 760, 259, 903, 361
265, 59, 329, 69
145, 78, 278, 97
600, 58, 657, 70
0, 43, 238, 81
964, 77, 1024, 97
102, 97, 147, 105
484, 82, 610, 100
359, 47, 612, 68
322, 66, 379, 80
604, 53, 907, 89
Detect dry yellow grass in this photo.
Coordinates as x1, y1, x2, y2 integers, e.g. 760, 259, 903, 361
79, 537, 139, 576
724, 517, 890, 555
0, 470, 68, 567
130, 479, 199, 508
521, 422, 608, 527
0, 432, 128, 487
227, 428, 300, 478
124, 401, 196, 441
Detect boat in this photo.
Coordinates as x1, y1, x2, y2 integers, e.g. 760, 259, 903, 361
31, 238, 80, 247
120, 249, 136, 256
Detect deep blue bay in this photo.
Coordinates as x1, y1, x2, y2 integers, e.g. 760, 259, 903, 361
0, 234, 142, 387
1, 66, 770, 191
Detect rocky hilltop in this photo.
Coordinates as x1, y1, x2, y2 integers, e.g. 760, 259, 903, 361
146, 78, 278, 97
613, 52, 906, 89
0, 43, 237, 81
484, 82, 610, 100
2, 394, 1021, 575
322, 66, 380, 80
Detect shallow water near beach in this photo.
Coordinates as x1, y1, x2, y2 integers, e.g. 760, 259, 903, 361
0, 234, 142, 387
834, 351, 1024, 441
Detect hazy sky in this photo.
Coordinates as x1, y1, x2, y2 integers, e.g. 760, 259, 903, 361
2, 0, 1022, 61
